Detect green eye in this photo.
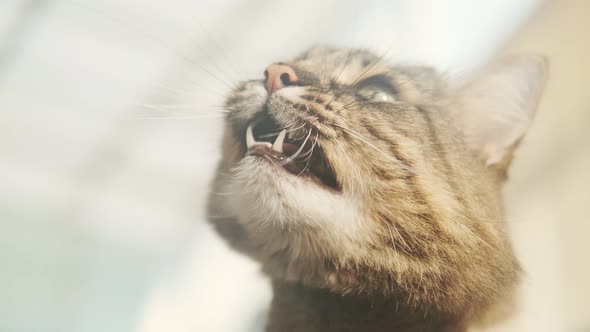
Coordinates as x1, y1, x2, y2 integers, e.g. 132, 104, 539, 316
355, 76, 398, 103
357, 85, 397, 102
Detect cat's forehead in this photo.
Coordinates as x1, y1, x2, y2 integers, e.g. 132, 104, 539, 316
286, 46, 444, 101
291, 47, 391, 85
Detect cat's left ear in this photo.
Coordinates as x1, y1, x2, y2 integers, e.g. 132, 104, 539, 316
452, 55, 548, 169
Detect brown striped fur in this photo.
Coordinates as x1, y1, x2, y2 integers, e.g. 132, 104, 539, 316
207, 47, 547, 331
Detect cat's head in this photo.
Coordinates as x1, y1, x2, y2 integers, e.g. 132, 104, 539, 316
208, 47, 547, 315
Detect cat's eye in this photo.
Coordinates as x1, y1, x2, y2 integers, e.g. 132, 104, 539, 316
357, 86, 396, 102
355, 76, 397, 103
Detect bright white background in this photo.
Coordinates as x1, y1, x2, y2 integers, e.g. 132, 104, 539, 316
3, 1, 584, 331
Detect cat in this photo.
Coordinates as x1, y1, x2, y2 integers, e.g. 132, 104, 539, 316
207, 47, 547, 331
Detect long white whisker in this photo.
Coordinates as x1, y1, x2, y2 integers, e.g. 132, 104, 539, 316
279, 129, 312, 166
296, 133, 319, 176
256, 123, 307, 139
136, 115, 223, 120
130, 103, 201, 110
299, 132, 319, 160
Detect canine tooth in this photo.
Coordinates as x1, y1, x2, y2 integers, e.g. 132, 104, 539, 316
258, 132, 279, 139
272, 129, 287, 153
246, 124, 255, 148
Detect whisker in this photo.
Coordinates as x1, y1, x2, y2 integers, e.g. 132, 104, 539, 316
256, 123, 307, 139
136, 115, 223, 120
312, 50, 333, 103
148, 83, 200, 97
207, 215, 235, 220
318, 48, 355, 103
294, 131, 319, 160
296, 150, 314, 177
331, 123, 413, 173
326, 51, 390, 108
194, 24, 241, 81
74, 3, 238, 91
130, 102, 230, 117
211, 191, 236, 196
296, 132, 319, 177
279, 129, 312, 166
130, 103, 200, 110
333, 49, 355, 85
334, 98, 371, 113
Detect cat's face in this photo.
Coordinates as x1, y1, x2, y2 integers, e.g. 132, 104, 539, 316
208, 47, 546, 315
217, 48, 444, 252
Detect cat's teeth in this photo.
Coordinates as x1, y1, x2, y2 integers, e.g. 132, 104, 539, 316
246, 124, 256, 148
272, 129, 287, 153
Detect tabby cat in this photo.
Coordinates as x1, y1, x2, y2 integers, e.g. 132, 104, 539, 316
207, 47, 547, 331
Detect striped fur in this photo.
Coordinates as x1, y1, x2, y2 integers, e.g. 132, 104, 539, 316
207, 47, 547, 331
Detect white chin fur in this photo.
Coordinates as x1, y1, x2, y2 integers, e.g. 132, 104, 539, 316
225, 157, 367, 242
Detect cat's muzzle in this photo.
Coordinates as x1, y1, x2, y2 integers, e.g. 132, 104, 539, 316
241, 113, 340, 191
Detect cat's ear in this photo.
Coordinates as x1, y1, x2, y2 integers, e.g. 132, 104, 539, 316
451, 55, 548, 168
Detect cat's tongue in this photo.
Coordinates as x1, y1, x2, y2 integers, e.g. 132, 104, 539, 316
282, 143, 301, 155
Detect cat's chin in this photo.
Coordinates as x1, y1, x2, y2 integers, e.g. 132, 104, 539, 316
225, 156, 365, 234
244, 149, 339, 193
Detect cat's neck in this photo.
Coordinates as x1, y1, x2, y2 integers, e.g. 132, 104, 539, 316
266, 280, 466, 332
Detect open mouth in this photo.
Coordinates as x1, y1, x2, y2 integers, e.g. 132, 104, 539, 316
242, 114, 340, 191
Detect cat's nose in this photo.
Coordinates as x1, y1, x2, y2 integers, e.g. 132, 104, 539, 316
264, 63, 298, 93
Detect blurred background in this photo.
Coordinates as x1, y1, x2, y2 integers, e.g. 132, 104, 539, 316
0, 0, 588, 331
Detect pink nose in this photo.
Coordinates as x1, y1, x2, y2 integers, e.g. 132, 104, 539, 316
264, 63, 298, 93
